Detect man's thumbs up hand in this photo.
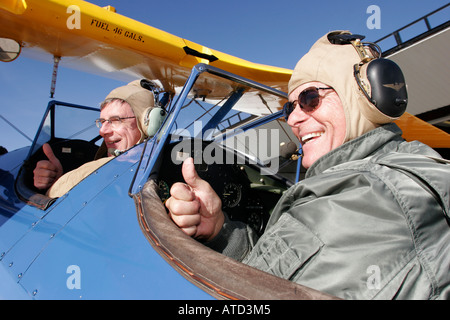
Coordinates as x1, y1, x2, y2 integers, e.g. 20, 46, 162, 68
33, 143, 63, 190
165, 157, 224, 241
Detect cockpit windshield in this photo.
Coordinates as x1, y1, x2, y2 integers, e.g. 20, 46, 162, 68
130, 64, 299, 196
170, 67, 287, 141
27, 101, 101, 159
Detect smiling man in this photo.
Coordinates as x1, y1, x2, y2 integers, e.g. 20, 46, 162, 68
98, 99, 141, 156
285, 82, 346, 169
33, 79, 158, 198
166, 31, 450, 299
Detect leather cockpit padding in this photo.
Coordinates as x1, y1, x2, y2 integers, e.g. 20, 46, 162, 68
134, 179, 339, 300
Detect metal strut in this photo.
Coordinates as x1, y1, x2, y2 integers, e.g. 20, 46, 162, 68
50, 56, 61, 98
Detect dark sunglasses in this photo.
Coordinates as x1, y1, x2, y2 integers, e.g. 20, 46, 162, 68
283, 86, 333, 121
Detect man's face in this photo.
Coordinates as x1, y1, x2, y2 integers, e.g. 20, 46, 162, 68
287, 81, 347, 169
99, 100, 142, 156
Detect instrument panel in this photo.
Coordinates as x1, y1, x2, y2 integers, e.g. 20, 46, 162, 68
155, 139, 284, 235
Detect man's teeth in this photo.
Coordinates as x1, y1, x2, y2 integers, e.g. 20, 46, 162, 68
302, 132, 323, 143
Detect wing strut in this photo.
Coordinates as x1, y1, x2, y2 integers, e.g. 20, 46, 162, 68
50, 56, 61, 98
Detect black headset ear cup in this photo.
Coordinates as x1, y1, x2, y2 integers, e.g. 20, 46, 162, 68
332, 31, 408, 119
365, 58, 408, 118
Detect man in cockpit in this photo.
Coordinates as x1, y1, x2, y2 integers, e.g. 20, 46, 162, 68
165, 31, 450, 299
33, 79, 160, 198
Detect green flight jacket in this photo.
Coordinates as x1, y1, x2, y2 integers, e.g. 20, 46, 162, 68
208, 124, 450, 299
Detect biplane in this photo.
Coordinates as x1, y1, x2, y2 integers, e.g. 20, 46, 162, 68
0, 0, 448, 300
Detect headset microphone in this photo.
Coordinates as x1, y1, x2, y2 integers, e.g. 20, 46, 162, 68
280, 141, 301, 160
108, 148, 125, 157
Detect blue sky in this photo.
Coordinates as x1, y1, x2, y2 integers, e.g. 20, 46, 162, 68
1, 0, 449, 152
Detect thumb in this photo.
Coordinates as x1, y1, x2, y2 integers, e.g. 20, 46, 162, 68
182, 157, 206, 190
43, 143, 63, 175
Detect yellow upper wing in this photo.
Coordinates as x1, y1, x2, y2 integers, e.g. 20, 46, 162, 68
0, 0, 291, 92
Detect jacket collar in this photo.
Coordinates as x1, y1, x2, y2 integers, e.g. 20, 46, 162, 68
305, 123, 404, 178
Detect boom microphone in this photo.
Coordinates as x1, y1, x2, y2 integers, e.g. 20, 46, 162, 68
108, 148, 125, 157
279, 141, 300, 160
